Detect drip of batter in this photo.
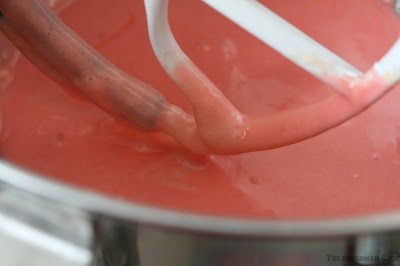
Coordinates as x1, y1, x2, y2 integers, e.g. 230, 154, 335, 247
0, 0, 395, 154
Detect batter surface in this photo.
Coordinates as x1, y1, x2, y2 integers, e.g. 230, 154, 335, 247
0, 0, 400, 219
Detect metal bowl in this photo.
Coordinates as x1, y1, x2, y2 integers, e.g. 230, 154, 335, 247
1, 160, 400, 266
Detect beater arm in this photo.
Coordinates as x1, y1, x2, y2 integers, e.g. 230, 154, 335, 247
0, 0, 398, 155
0, 0, 168, 131
144, 0, 400, 154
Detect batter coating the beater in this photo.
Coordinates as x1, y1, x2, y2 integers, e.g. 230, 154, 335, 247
0, 0, 397, 154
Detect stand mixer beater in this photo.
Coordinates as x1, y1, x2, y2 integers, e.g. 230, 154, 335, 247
0, 0, 399, 155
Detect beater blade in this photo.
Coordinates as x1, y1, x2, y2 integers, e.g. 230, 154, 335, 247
202, 0, 400, 93
0, 0, 399, 155
144, 0, 400, 154
202, 0, 362, 93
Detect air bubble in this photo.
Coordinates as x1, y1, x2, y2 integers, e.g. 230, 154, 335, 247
353, 173, 360, 178
371, 153, 382, 160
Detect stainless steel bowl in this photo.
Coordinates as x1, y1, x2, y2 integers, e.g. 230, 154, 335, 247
1, 160, 400, 266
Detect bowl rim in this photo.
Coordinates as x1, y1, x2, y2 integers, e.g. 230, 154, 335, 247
1, 160, 400, 238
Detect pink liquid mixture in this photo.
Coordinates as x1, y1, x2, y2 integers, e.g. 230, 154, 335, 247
1, 0, 400, 219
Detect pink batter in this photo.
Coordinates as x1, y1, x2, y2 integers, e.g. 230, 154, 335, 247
0, 0, 400, 219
